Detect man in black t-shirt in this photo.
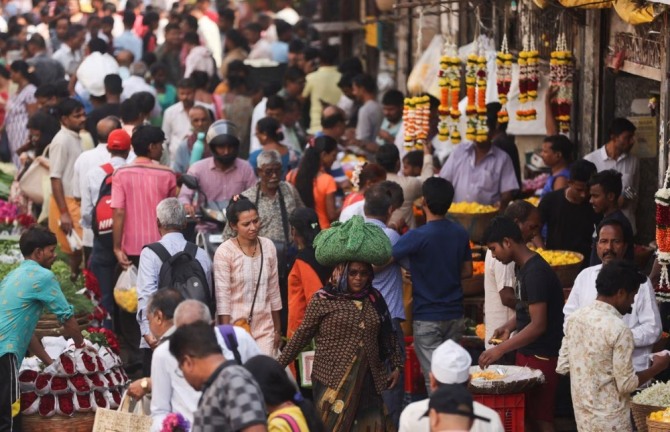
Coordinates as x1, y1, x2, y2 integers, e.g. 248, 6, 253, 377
480, 216, 564, 431
539, 159, 599, 265
588, 169, 634, 266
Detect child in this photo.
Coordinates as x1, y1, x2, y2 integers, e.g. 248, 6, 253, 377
402, 150, 424, 177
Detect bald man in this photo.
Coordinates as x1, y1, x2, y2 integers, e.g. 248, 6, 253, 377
73, 116, 124, 259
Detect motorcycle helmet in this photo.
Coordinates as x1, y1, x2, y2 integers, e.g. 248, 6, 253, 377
206, 120, 240, 151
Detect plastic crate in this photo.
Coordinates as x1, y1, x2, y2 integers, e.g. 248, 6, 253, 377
473, 393, 525, 432
404, 336, 426, 396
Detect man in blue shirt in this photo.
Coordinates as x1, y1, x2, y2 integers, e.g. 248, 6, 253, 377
0, 226, 85, 430
392, 177, 472, 391
364, 181, 405, 427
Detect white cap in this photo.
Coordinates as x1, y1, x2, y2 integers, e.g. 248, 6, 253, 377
431, 339, 472, 384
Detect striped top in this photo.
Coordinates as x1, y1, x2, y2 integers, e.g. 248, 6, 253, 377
110, 158, 177, 256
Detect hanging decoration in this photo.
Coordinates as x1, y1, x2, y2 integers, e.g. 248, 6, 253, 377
475, 53, 488, 142
496, 35, 513, 125
655, 165, 670, 302
403, 96, 430, 151
516, 10, 537, 122
438, 37, 461, 144
549, 33, 573, 134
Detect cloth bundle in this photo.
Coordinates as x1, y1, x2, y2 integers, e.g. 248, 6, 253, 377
314, 216, 392, 266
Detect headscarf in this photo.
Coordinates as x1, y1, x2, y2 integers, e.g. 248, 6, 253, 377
315, 262, 395, 362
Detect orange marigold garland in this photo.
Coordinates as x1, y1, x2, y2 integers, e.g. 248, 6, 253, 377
438, 55, 450, 141
656, 168, 670, 302
403, 96, 430, 151
475, 54, 488, 142
496, 35, 512, 125
437, 42, 461, 144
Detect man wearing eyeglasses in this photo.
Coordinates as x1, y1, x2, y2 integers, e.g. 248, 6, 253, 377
222, 149, 303, 333
564, 218, 662, 373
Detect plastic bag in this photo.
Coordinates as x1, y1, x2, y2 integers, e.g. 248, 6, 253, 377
114, 266, 138, 313
20, 391, 39, 415
407, 35, 444, 98
56, 392, 75, 416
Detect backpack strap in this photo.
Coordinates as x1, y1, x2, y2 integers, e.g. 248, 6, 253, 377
101, 163, 114, 176
217, 325, 242, 365
184, 242, 198, 259
145, 242, 172, 264
275, 413, 300, 432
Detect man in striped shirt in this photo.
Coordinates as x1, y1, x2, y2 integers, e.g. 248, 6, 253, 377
111, 125, 177, 373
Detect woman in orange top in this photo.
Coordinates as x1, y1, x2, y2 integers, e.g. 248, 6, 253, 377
287, 136, 338, 229
287, 208, 333, 338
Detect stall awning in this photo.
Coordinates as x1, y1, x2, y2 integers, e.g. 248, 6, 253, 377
534, 0, 661, 25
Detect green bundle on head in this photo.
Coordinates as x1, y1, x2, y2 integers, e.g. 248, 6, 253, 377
313, 216, 392, 266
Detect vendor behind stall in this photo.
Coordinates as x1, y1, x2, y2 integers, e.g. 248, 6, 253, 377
439, 132, 519, 209
0, 226, 86, 430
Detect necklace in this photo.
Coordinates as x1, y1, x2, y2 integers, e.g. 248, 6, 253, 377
236, 238, 258, 257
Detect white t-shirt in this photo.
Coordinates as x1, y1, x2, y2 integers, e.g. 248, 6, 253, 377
483, 249, 516, 349
399, 397, 505, 432
339, 200, 365, 223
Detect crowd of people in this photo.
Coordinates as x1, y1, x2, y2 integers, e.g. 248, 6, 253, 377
0, 0, 666, 431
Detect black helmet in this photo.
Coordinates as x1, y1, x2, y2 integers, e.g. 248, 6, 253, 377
206, 120, 240, 150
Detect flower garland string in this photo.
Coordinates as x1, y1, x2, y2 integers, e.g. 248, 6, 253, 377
656, 163, 670, 302
516, 12, 537, 122
475, 51, 488, 142
549, 33, 573, 133
496, 34, 512, 125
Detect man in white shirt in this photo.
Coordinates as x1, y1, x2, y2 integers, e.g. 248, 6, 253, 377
244, 22, 272, 60
191, 2, 222, 68
53, 24, 86, 78
127, 299, 261, 432
583, 118, 639, 234
162, 79, 196, 164
564, 218, 661, 372
399, 340, 505, 432
121, 62, 157, 101
484, 201, 541, 348
86, 128, 132, 328
73, 117, 119, 257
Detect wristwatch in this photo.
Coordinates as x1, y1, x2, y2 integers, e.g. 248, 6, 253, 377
140, 378, 149, 390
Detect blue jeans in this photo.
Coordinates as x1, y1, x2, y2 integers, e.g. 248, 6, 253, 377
89, 238, 117, 329
382, 318, 405, 428
413, 319, 465, 393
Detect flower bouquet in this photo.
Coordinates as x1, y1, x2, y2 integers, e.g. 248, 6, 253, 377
161, 413, 191, 432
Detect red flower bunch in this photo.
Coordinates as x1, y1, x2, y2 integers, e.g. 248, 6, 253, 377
58, 393, 74, 416
76, 393, 92, 411
104, 372, 116, 387
89, 304, 108, 325
38, 394, 55, 416
110, 389, 121, 408
94, 391, 107, 409
83, 269, 102, 301
86, 327, 121, 353
35, 373, 52, 394
51, 376, 68, 393
20, 392, 38, 411
96, 356, 104, 372
70, 374, 91, 393
19, 370, 38, 384
87, 373, 106, 389
17, 213, 36, 228
81, 352, 97, 372
59, 353, 75, 375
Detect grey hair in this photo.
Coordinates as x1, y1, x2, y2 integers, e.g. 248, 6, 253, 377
156, 198, 186, 230
174, 299, 212, 327
129, 61, 148, 77
257, 149, 282, 168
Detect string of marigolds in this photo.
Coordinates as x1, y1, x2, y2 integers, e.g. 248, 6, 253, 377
496, 35, 512, 126
437, 45, 461, 143
475, 54, 488, 142
403, 96, 430, 150
656, 182, 670, 302
516, 33, 538, 121
549, 33, 573, 134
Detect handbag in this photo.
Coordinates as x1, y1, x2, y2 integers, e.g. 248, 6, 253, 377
18, 145, 50, 204
233, 240, 264, 336
92, 392, 151, 432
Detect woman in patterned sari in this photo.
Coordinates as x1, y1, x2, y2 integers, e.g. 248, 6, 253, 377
279, 254, 403, 431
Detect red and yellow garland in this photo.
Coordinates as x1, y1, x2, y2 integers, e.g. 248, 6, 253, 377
549, 33, 573, 134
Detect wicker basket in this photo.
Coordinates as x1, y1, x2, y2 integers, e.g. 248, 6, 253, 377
33, 313, 91, 339
447, 210, 499, 244
22, 412, 95, 432
632, 402, 665, 432
648, 418, 670, 432
468, 365, 544, 395
550, 252, 584, 288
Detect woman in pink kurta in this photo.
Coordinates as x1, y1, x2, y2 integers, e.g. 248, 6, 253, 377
214, 196, 283, 356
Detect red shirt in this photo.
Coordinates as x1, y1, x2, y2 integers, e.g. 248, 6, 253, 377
110, 159, 177, 256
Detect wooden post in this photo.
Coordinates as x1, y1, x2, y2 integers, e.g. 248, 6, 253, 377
578, 9, 602, 156
659, 22, 670, 187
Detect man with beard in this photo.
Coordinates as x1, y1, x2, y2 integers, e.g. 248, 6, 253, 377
564, 219, 661, 372
558, 260, 670, 431
179, 120, 257, 232
49, 98, 87, 278
0, 227, 86, 430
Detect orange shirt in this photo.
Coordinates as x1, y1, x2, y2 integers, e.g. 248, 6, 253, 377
287, 259, 325, 338
286, 170, 337, 229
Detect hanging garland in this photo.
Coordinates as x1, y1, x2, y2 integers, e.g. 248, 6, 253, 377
550, 33, 573, 134
449, 54, 462, 144
475, 54, 488, 142
496, 34, 513, 125
516, 9, 537, 122
438, 54, 450, 141
403, 96, 430, 151
656, 167, 670, 302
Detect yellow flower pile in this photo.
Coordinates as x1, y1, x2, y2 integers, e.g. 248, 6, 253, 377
525, 196, 540, 207
114, 287, 138, 313
449, 202, 497, 214
649, 408, 670, 423
533, 248, 582, 266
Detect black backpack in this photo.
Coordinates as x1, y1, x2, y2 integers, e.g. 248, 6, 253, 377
145, 242, 214, 315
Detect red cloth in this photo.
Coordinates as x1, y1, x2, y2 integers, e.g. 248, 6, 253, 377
515, 352, 559, 424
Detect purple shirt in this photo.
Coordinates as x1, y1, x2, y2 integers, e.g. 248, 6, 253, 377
178, 157, 257, 208
439, 141, 519, 205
